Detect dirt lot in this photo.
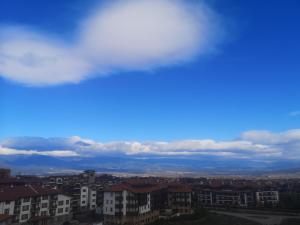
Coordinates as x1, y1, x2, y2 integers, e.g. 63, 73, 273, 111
151, 213, 260, 225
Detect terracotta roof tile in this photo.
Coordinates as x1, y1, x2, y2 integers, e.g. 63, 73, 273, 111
0, 185, 61, 201
105, 182, 166, 193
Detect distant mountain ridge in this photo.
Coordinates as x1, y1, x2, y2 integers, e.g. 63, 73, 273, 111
1, 154, 300, 177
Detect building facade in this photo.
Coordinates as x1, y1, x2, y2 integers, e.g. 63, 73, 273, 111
256, 191, 279, 207
103, 183, 163, 225
0, 185, 71, 225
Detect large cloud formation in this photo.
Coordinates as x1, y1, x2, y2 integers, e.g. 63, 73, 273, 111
1, 129, 300, 160
0, 0, 223, 86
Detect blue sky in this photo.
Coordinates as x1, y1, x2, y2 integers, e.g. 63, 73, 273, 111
0, 0, 300, 162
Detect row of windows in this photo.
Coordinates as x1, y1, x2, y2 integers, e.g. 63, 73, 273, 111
15, 207, 68, 220
57, 207, 69, 214
58, 200, 70, 205
105, 207, 114, 212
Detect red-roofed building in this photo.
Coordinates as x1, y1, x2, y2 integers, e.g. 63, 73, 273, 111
103, 181, 192, 225
166, 183, 193, 215
103, 182, 167, 225
0, 185, 71, 225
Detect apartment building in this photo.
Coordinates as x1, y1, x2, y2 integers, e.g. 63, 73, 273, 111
256, 191, 279, 207
80, 185, 97, 210
167, 184, 193, 214
62, 184, 99, 214
103, 182, 164, 225
103, 181, 193, 225
0, 185, 71, 225
194, 188, 278, 208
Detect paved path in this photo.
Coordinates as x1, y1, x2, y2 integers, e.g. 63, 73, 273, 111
211, 210, 300, 225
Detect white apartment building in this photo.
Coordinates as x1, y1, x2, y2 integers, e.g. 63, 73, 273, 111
256, 191, 279, 206
103, 183, 162, 225
80, 186, 97, 210
89, 189, 97, 210
0, 185, 71, 225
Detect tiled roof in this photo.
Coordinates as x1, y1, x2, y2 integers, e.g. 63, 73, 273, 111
106, 182, 166, 193
0, 185, 61, 201
106, 182, 192, 193
167, 183, 192, 193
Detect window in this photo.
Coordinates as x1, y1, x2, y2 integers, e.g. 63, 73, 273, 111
66, 200, 70, 205
4, 209, 9, 214
82, 195, 86, 198
5, 201, 10, 205
42, 196, 48, 200
21, 214, 29, 220
57, 208, 64, 214
42, 203, 48, 208
82, 201, 86, 204
82, 189, 87, 192
22, 205, 30, 211
58, 201, 64, 206
41, 211, 47, 216
23, 197, 30, 203
65, 207, 69, 213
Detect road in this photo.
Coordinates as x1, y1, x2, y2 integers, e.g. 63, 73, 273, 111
211, 210, 300, 225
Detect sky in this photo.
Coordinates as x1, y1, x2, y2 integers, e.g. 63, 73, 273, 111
0, 0, 300, 162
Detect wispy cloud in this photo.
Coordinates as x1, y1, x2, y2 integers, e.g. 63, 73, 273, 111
2, 129, 300, 160
0, 0, 224, 86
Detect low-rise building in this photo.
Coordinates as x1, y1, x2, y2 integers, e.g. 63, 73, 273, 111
0, 185, 71, 225
256, 191, 279, 207
103, 182, 164, 225
194, 187, 278, 208
167, 184, 193, 214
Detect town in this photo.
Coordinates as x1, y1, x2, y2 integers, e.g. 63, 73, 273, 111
0, 168, 299, 225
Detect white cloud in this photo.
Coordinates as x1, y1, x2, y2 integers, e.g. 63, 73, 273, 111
0, 145, 78, 157
241, 129, 300, 144
0, 0, 223, 86
0, 27, 91, 86
241, 129, 300, 159
6, 129, 300, 159
79, 0, 220, 70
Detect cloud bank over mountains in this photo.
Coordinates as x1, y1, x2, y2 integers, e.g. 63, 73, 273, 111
1, 129, 300, 161
0, 0, 223, 86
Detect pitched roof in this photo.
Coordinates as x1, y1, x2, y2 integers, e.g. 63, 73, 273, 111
0, 185, 61, 201
106, 182, 166, 193
106, 182, 192, 193
167, 183, 192, 193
